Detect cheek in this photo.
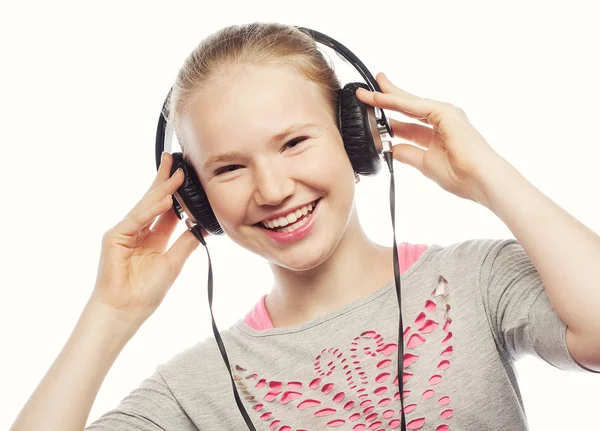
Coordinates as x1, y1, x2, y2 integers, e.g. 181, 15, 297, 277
205, 185, 248, 229
305, 136, 353, 179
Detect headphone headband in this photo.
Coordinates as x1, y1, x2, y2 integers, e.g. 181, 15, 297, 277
151, 25, 408, 431
296, 27, 381, 93
155, 25, 392, 171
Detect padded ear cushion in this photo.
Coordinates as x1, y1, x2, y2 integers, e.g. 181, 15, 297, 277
338, 82, 381, 176
169, 152, 224, 235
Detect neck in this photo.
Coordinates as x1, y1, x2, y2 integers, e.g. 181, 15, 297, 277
265, 207, 394, 328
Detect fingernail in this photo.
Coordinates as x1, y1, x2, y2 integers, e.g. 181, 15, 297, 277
161, 151, 166, 163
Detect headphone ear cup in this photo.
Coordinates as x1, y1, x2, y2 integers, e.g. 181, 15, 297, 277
169, 152, 224, 236
338, 82, 382, 176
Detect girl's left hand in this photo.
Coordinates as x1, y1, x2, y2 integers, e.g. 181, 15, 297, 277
355, 72, 504, 203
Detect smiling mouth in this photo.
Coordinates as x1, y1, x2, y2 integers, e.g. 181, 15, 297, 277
255, 198, 321, 233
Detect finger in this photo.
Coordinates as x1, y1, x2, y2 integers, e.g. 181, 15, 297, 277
144, 152, 175, 197
388, 118, 435, 149
164, 228, 205, 276
146, 167, 184, 204
126, 168, 184, 218
355, 86, 436, 126
377, 73, 470, 129
118, 193, 176, 237
376, 72, 420, 99
145, 202, 181, 251
391, 143, 425, 174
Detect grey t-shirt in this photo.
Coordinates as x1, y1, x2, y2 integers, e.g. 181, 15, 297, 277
85, 238, 598, 430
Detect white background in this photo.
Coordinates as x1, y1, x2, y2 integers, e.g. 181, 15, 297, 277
2, 0, 599, 429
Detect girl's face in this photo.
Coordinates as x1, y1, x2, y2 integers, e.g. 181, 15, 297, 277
181, 63, 357, 271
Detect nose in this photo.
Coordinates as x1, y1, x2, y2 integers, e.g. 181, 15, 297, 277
251, 162, 295, 207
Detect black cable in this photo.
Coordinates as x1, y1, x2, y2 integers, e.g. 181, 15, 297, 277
384, 150, 407, 431
193, 225, 258, 430
194, 149, 407, 429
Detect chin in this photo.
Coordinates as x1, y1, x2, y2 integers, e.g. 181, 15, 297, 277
225, 197, 351, 271
270, 253, 329, 272
268, 234, 341, 272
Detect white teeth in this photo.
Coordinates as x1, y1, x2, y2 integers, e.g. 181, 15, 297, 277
261, 200, 318, 229
282, 214, 310, 232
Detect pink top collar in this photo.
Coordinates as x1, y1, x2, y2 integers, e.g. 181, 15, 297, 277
243, 243, 428, 330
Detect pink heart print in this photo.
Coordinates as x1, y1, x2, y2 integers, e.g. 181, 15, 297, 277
233, 275, 453, 430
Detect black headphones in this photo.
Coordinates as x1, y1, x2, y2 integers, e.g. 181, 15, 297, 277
155, 26, 394, 238
155, 26, 407, 431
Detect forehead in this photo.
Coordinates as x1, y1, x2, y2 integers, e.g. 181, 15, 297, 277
180, 63, 333, 169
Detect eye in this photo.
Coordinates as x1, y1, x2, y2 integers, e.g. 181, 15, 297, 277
214, 137, 309, 176
283, 136, 308, 151
214, 164, 243, 176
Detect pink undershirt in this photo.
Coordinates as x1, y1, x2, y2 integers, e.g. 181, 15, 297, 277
243, 242, 428, 330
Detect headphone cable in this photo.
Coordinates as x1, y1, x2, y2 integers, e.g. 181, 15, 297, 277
193, 148, 406, 431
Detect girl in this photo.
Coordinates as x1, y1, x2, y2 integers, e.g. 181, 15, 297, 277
11, 22, 600, 431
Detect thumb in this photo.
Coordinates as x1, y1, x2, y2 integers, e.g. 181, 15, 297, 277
391, 143, 425, 174
165, 229, 204, 276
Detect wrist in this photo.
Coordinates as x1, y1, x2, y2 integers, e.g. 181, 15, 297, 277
468, 153, 514, 210
83, 298, 146, 338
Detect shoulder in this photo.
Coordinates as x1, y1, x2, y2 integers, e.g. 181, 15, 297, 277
404, 238, 517, 283
156, 331, 236, 386
423, 237, 515, 262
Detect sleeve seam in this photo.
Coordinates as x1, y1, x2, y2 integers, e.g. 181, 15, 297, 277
155, 367, 197, 425
525, 288, 547, 361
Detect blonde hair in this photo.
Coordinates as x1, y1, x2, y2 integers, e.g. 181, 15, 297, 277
164, 22, 342, 155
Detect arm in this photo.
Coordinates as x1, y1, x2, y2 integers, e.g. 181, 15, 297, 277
11, 152, 203, 430
353, 72, 600, 371
10, 299, 140, 431
473, 156, 600, 372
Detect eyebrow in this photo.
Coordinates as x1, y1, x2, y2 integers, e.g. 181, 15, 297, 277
202, 122, 320, 171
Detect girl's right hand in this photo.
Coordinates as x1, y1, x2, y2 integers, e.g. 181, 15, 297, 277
90, 152, 207, 326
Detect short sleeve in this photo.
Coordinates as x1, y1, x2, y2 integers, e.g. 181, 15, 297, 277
84, 368, 196, 430
479, 238, 599, 373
